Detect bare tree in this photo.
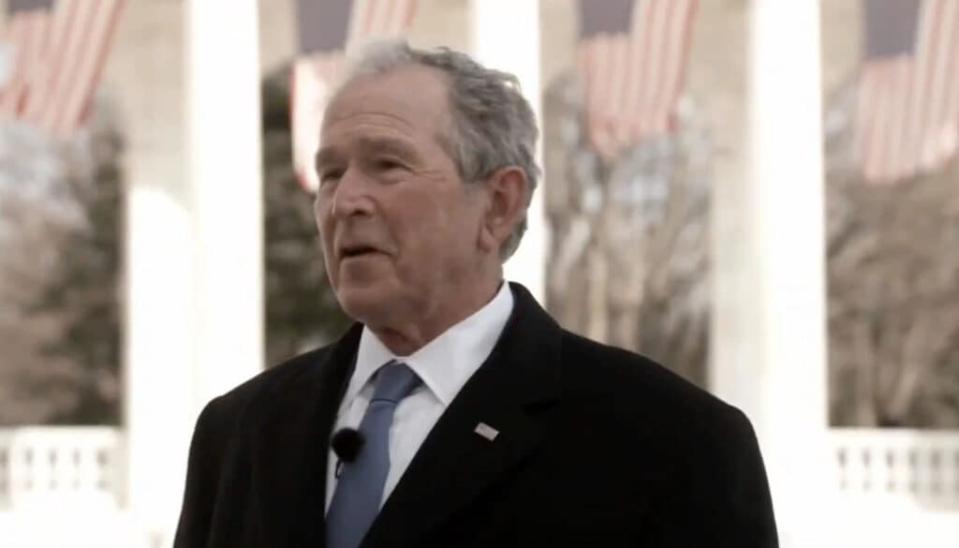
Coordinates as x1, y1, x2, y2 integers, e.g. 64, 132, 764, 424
543, 75, 712, 386
0, 110, 121, 425
261, 68, 350, 365
825, 84, 959, 428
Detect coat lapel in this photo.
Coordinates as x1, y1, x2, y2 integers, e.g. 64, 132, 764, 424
250, 324, 361, 547
362, 283, 563, 548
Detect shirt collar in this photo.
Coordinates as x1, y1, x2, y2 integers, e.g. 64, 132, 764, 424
344, 282, 514, 409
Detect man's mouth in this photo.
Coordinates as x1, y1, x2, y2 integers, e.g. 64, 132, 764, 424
340, 245, 381, 259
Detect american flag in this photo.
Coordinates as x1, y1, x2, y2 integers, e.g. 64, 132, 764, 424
576, 0, 697, 160
0, 0, 125, 138
292, 0, 417, 192
855, 0, 959, 184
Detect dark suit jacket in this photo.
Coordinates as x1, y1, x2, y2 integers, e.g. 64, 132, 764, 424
174, 283, 778, 547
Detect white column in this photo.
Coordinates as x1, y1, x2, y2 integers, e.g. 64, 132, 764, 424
711, 1, 832, 547
122, 6, 198, 547
125, 2, 264, 546
124, 181, 197, 545
185, 0, 264, 410
469, 0, 547, 303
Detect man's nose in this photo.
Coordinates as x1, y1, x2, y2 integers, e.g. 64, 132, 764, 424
330, 166, 374, 218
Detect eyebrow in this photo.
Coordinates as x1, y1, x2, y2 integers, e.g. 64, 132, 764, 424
357, 136, 419, 160
315, 136, 420, 171
315, 147, 341, 172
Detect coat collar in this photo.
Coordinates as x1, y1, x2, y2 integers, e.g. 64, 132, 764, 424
360, 282, 564, 547
249, 322, 361, 546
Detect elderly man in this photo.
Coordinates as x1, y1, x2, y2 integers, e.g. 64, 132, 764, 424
174, 42, 778, 548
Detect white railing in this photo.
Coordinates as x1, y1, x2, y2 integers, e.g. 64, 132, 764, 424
830, 428, 959, 510
2, 427, 957, 512
0, 427, 124, 511
0, 426, 957, 548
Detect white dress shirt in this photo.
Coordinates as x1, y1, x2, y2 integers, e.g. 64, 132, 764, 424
325, 282, 514, 511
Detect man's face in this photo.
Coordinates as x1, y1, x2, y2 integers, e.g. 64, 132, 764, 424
314, 66, 489, 330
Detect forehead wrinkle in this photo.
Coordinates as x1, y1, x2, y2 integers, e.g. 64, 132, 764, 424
321, 110, 419, 152
324, 106, 418, 134
355, 135, 419, 157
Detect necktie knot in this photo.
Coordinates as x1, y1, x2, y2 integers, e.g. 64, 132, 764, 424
371, 360, 420, 404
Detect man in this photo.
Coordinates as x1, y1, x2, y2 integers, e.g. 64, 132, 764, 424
174, 42, 777, 548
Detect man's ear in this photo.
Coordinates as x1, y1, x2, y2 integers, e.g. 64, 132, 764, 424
477, 166, 529, 254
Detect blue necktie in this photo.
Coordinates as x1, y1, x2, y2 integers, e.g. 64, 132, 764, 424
326, 360, 421, 548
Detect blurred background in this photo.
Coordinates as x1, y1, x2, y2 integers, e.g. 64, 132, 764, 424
0, 0, 957, 546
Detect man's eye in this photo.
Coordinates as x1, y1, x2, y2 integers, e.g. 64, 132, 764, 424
320, 169, 343, 184
374, 158, 404, 171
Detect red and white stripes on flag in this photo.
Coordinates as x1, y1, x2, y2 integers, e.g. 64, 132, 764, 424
855, 0, 959, 184
576, 0, 697, 160
0, 0, 125, 138
292, 0, 417, 192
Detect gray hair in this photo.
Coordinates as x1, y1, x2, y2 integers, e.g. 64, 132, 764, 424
338, 40, 540, 261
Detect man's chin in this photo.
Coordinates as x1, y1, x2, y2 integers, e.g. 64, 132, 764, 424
334, 285, 396, 324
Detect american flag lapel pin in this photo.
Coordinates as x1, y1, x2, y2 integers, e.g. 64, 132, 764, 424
474, 422, 499, 442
